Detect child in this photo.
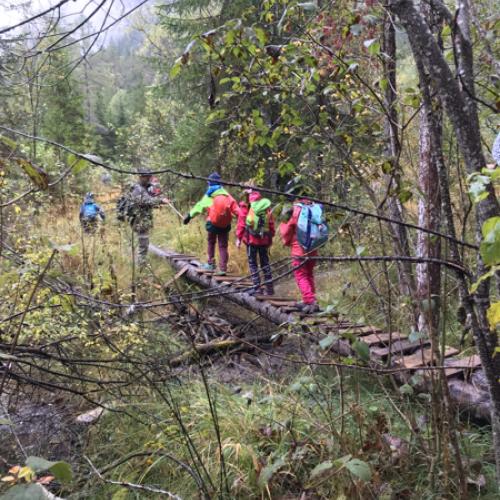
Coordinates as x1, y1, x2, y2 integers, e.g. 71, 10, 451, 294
236, 189, 275, 295
79, 192, 105, 234
279, 195, 321, 313
183, 172, 239, 275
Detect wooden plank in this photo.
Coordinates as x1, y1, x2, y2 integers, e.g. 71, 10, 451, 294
359, 331, 407, 347
266, 300, 299, 307
395, 347, 459, 369
371, 339, 430, 358
444, 355, 481, 378
336, 325, 382, 335
162, 266, 189, 289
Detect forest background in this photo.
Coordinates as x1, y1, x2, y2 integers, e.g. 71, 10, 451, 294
0, 0, 499, 498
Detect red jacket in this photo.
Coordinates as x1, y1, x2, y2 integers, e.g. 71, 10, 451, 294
236, 193, 275, 247
279, 200, 318, 257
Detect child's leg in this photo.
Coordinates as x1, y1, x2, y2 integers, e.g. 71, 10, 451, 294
207, 231, 216, 266
258, 246, 274, 294
292, 259, 315, 304
306, 260, 316, 300
247, 245, 261, 289
217, 231, 229, 271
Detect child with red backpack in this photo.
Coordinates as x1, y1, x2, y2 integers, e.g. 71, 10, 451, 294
279, 184, 328, 314
183, 172, 239, 275
236, 189, 275, 295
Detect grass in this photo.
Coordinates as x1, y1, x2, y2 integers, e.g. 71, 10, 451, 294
75, 367, 497, 499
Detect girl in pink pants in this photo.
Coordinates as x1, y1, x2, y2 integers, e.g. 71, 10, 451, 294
279, 199, 320, 313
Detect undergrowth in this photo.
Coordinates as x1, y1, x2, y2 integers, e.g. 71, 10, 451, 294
76, 367, 496, 499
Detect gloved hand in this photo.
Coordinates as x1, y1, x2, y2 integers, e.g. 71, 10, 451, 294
236, 238, 242, 249
183, 214, 192, 225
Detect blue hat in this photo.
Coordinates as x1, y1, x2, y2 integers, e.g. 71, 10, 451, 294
207, 172, 221, 186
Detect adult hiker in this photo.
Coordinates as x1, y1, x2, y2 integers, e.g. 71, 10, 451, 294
79, 192, 105, 234
128, 170, 170, 266
279, 181, 329, 314
183, 172, 239, 275
236, 187, 275, 295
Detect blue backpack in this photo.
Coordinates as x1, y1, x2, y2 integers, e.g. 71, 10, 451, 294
82, 202, 99, 220
296, 203, 329, 251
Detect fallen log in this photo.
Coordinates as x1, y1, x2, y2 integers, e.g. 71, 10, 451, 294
150, 245, 297, 325
168, 336, 273, 367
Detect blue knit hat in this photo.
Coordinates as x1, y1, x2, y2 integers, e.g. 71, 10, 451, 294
207, 172, 221, 186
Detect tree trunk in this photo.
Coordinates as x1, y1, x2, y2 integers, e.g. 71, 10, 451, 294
389, 0, 500, 486
382, 14, 417, 314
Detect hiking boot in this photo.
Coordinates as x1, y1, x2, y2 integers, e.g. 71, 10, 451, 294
264, 287, 275, 296
247, 286, 262, 296
215, 270, 227, 276
303, 302, 321, 314
295, 302, 321, 314
201, 263, 216, 271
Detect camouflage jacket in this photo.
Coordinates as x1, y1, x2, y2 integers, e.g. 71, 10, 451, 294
128, 183, 163, 233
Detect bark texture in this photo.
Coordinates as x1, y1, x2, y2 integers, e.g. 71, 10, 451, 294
389, 0, 500, 486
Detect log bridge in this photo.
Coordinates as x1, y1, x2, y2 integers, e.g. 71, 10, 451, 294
150, 245, 491, 422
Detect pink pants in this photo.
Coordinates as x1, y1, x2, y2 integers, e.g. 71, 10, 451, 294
292, 259, 316, 304
207, 231, 229, 271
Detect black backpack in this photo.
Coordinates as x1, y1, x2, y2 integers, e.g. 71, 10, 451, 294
116, 194, 136, 222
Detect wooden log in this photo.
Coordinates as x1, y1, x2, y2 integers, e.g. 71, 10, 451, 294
443, 355, 482, 378
371, 339, 431, 359
150, 245, 297, 325
358, 332, 408, 347
395, 346, 459, 369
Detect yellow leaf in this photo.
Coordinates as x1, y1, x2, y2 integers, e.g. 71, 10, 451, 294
486, 301, 500, 330
18, 466, 35, 481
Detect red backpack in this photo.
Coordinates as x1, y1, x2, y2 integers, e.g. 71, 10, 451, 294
209, 194, 232, 228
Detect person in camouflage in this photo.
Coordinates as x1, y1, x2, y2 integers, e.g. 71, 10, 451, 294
128, 171, 169, 266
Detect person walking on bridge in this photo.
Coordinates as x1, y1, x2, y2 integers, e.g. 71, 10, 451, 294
128, 170, 169, 266
183, 172, 239, 275
280, 181, 328, 314
236, 187, 275, 295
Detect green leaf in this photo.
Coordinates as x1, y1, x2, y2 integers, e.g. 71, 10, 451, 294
399, 383, 414, 396
1, 483, 55, 500
170, 58, 183, 79
258, 457, 285, 488
254, 27, 267, 45
355, 245, 367, 256
309, 460, 334, 479
319, 334, 338, 349
363, 38, 380, 55
26, 456, 56, 473
352, 340, 370, 362
333, 454, 352, 467
49, 461, 73, 483
0, 418, 12, 425
468, 174, 491, 203
398, 189, 412, 203
345, 458, 372, 481
26, 456, 72, 484
480, 217, 500, 266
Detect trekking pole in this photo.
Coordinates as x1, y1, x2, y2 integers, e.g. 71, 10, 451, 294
164, 199, 183, 220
